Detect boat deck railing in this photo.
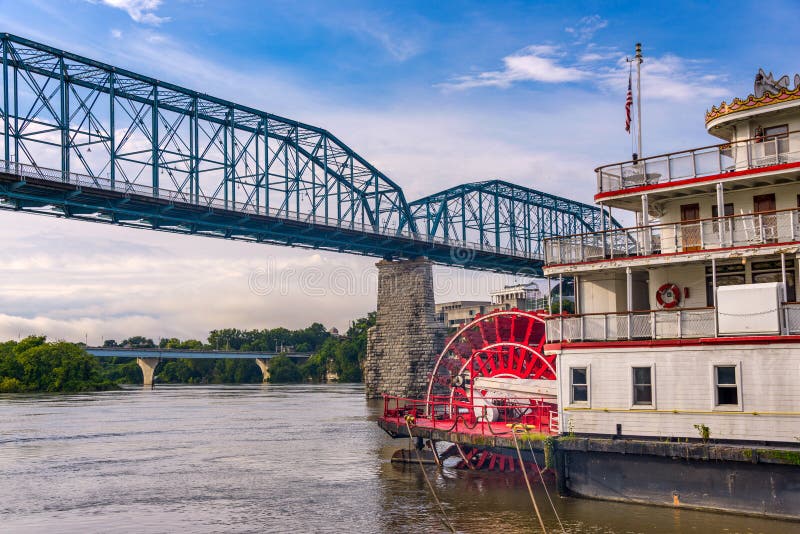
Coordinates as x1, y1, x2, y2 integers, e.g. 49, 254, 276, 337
596, 130, 800, 194
547, 303, 800, 343
545, 307, 716, 343
545, 206, 800, 265
382, 394, 559, 436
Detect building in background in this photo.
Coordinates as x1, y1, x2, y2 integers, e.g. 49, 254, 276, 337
435, 300, 492, 327
490, 283, 546, 311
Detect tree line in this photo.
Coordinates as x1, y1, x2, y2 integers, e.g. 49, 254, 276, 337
0, 313, 376, 392
0, 337, 116, 393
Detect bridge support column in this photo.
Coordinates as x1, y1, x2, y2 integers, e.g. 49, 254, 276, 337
255, 358, 270, 382
136, 357, 160, 387
365, 258, 447, 399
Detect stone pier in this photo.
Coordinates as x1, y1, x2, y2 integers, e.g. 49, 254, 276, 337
254, 358, 271, 382
365, 258, 447, 399
136, 357, 161, 387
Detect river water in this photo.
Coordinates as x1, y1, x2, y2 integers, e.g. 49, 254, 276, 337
0, 384, 797, 533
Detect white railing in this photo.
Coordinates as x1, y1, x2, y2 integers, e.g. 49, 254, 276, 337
0, 160, 541, 260
596, 131, 800, 194
545, 308, 716, 342
545, 207, 800, 265
783, 303, 800, 335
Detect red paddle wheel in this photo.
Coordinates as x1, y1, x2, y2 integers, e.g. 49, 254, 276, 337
425, 309, 557, 431
381, 308, 559, 473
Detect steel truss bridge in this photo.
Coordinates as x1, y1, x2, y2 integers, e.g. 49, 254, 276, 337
0, 34, 619, 275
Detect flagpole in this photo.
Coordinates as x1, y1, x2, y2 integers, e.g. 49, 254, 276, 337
635, 43, 643, 158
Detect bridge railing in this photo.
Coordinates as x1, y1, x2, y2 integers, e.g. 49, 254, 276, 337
1, 160, 541, 260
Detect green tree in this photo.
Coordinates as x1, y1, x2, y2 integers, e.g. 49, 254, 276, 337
0, 337, 116, 393
120, 336, 156, 348
267, 355, 302, 383
99, 357, 140, 384
299, 352, 326, 381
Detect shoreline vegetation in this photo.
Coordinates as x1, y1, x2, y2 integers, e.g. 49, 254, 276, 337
0, 313, 375, 393
0, 337, 116, 393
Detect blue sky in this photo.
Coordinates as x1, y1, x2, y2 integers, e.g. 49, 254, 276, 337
1, 0, 800, 342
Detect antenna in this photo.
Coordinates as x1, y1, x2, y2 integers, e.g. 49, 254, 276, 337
635, 43, 643, 158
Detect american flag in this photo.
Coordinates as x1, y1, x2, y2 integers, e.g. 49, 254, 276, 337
625, 72, 633, 133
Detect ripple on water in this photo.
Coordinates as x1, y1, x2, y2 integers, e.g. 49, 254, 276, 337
0, 384, 798, 534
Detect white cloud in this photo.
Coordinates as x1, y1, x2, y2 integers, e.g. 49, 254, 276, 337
441, 42, 727, 103
441, 13, 726, 101
599, 54, 728, 102
440, 44, 587, 90
353, 19, 422, 62
565, 15, 608, 44
110, 28, 123, 39
580, 52, 613, 62
90, 0, 169, 25
643, 55, 728, 101
261, 3, 425, 62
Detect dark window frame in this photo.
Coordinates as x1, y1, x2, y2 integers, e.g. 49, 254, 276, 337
570, 367, 588, 404
632, 366, 653, 406
711, 203, 734, 218
715, 365, 739, 406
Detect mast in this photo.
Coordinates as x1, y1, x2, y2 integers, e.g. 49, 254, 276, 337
635, 43, 643, 157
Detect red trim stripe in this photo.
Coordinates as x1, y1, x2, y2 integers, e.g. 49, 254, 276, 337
545, 335, 800, 352
545, 239, 800, 269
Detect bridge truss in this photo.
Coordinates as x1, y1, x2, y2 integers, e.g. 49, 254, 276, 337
410, 180, 612, 261
0, 33, 619, 274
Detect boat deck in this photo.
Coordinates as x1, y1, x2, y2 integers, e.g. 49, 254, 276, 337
380, 415, 531, 438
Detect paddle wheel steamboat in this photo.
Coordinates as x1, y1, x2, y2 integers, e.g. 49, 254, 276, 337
378, 65, 800, 518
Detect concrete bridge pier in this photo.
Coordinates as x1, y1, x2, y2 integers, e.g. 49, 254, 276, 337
136, 357, 161, 387
365, 257, 447, 399
255, 358, 270, 382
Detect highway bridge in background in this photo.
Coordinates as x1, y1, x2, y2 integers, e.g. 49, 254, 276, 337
86, 347, 312, 386
0, 33, 620, 275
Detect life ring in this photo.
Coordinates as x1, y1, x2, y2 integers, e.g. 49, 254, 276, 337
656, 283, 681, 309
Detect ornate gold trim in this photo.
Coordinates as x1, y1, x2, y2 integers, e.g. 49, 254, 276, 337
705, 87, 800, 124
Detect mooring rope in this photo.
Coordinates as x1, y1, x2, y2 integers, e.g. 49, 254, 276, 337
526, 439, 565, 533
404, 416, 457, 533
511, 425, 548, 533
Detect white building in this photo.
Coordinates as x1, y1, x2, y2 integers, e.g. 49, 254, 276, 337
435, 300, 492, 327
543, 71, 800, 443
490, 283, 545, 311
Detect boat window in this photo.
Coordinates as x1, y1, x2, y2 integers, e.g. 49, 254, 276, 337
763, 124, 789, 137
570, 367, 588, 403
751, 258, 796, 301
711, 203, 734, 218
705, 262, 746, 306
632, 367, 653, 405
753, 193, 776, 213
715, 365, 738, 406
763, 125, 789, 155
754, 125, 788, 165
680, 203, 700, 222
